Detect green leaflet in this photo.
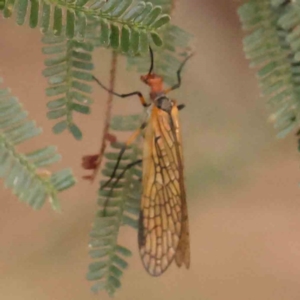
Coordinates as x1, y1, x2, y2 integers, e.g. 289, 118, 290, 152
143, 0, 172, 14
0, 80, 76, 210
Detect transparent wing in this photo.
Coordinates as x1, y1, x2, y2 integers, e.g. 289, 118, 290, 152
138, 104, 190, 276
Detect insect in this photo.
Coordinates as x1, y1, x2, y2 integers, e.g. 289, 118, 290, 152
93, 48, 193, 276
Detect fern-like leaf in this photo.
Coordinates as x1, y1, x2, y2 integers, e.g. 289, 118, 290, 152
42, 32, 94, 139
2, 0, 169, 53
0, 79, 76, 210
238, 0, 300, 138
87, 114, 142, 296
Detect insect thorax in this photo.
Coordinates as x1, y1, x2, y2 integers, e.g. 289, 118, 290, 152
153, 94, 173, 112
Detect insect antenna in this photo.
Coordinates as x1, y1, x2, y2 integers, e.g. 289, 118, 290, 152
148, 47, 154, 76
92, 75, 149, 107
165, 52, 194, 93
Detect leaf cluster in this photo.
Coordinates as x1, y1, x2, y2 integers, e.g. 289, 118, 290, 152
43, 32, 94, 139
239, 0, 300, 139
0, 81, 75, 210
1, 0, 169, 52
87, 114, 142, 295
1, 0, 171, 138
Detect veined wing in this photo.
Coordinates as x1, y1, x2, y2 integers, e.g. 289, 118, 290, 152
138, 104, 190, 276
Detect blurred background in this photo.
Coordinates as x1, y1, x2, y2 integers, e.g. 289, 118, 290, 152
1, 0, 300, 299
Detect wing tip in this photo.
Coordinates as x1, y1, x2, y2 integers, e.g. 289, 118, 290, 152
175, 253, 190, 269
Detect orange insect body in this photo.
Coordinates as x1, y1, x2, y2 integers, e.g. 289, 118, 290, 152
138, 72, 190, 276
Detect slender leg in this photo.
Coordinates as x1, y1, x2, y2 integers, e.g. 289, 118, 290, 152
164, 53, 194, 94
93, 76, 150, 107
172, 99, 185, 111
101, 122, 146, 189
177, 104, 185, 111
102, 159, 142, 214
108, 159, 142, 191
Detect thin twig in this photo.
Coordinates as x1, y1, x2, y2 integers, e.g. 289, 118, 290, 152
83, 51, 118, 182
92, 51, 118, 182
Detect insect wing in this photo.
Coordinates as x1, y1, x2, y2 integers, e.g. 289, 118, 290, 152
138, 105, 190, 276
171, 105, 190, 269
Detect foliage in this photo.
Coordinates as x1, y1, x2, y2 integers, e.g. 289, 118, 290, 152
238, 0, 300, 139
1, 0, 171, 59
1, 0, 171, 138
34, 0, 171, 138
1, 0, 169, 49
87, 114, 142, 296
43, 32, 94, 139
0, 80, 75, 210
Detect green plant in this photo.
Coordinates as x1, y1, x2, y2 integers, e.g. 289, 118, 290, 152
87, 129, 142, 295
0, 80, 75, 210
238, 0, 300, 141
43, 32, 94, 139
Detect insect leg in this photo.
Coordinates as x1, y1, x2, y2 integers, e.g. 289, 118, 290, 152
164, 53, 194, 94
109, 159, 142, 189
93, 76, 150, 107
177, 104, 185, 111
102, 122, 146, 189
102, 159, 142, 215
